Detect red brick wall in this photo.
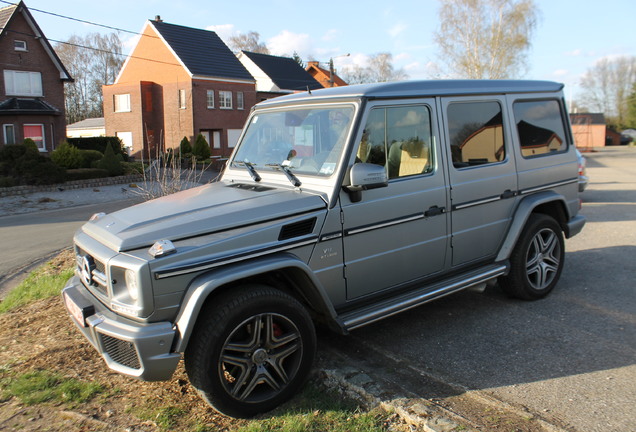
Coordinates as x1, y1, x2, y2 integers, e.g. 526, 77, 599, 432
0, 8, 68, 151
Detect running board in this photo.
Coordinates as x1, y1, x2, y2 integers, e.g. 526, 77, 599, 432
341, 264, 507, 331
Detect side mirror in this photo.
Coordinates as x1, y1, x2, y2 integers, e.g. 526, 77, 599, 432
344, 163, 388, 202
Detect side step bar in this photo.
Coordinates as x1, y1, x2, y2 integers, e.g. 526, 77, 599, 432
340, 264, 508, 331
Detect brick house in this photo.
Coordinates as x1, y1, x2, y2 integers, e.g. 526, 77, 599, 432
237, 51, 323, 102
570, 112, 621, 149
306, 61, 347, 88
103, 17, 256, 158
0, 1, 72, 153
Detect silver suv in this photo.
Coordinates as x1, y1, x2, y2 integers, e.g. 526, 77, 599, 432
63, 80, 585, 417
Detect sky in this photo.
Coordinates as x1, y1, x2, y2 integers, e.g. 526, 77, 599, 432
9, 0, 636, 100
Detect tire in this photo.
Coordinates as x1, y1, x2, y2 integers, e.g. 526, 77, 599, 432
500, 213, 565, 300
184, 285, 316, 418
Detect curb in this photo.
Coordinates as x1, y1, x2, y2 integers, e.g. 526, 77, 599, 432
0, 175, 143, 198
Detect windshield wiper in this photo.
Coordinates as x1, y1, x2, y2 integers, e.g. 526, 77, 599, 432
266, 163, 302, 187
235, 160, 261, 182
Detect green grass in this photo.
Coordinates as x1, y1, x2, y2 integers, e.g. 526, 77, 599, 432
234, 383, 388, 432
0, 262, 73, 314
1, 370, 103, 405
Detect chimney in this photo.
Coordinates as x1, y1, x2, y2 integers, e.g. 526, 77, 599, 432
155, 15, 162, 22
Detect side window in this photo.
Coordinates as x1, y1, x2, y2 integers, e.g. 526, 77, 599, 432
357, 105, 433, 179
513, 100, 567, 157
447, 101, 505, 168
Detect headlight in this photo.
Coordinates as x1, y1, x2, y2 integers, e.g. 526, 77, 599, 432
125, 269, 139, 301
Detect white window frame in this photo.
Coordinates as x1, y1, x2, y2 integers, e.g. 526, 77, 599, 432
237, 91, 244, 110
219, 91, 233, 110
179, 89, 187, 109
14, 40, 27, 51
206, 90, 215, 109
23, 123, 45, 151
3, 70, 42, 96
114, 94, 131, 112
3, 124, 16, 145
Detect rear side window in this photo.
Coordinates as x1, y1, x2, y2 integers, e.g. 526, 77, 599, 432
447, 101, 505, 168
513, 100, 567, 158
357, 105, 433, 179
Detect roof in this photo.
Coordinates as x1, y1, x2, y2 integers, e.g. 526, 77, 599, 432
241, 51, 322, 91
258, 79, 565, 107
150, 20, 253, 81
570, 113, 606, 125
0, 1, 72, 81
306, 61, 348, 87
67, 117, 105, 129
0, 98, 61, 115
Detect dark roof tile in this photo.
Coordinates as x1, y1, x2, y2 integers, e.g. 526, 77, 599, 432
151, 20, 253, 81
243, 51, 322, 91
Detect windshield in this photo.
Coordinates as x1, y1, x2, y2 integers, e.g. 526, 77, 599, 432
231, 105, 355, 177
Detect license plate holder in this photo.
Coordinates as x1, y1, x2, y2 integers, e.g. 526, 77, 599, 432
64, 291, 95, 328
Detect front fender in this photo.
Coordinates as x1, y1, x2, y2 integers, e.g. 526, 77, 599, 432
496, 191, 570, 262
172, 253, 343, 352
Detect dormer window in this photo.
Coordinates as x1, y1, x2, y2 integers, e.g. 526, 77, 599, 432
14, 40, 27, 51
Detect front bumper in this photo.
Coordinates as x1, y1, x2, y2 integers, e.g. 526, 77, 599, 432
62, 276, 180, 381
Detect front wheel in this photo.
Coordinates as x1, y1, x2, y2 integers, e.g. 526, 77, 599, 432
184, 285, 316, 418
500, 214, 565, 300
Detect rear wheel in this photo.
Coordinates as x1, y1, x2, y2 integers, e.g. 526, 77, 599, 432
500, 214, 565, 300
185, 285, 316, 418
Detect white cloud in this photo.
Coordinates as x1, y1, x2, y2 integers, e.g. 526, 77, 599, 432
206, 24, 237, 42
552, 69, 569, 77
267, 30, 313, 58
122, 34, 141, 54
388, 22, 408, 38
322, 29, 339, 42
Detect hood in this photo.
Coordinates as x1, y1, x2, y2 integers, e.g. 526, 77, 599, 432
81, 182, 327, 252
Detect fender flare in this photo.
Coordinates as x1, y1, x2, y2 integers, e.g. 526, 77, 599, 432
496, 190, 570, 262
172, 253, 343, 352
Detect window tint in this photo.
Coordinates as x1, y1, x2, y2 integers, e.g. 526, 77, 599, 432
447, 101, 505, 168
357, 105, 433, 179
513, 100, 567, 157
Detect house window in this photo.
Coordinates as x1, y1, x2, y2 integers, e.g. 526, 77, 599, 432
14, 40, 27, 51
219, 91, 232, 109
237, 92, 244, 110
207, 90, 215, 109
3, 70, 42, 96
114, 94, 131, 112
179, 89, 187, 109
23, 124, 45, 151
3, 124, 15, 145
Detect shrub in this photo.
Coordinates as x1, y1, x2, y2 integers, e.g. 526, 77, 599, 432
51, 142, 83, 169
67, 136, 128, 161
65, 168, 109, 181
122, 161, 144, 175
97, 143, 124, 176
0, 176, 15, 187
79, 149, 103, 168
192, 133, 211, 160
0, 144, 65, 185
179, 136, 192, 156
22, 138, 39, 153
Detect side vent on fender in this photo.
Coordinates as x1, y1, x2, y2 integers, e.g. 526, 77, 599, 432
279, 218, 317, 241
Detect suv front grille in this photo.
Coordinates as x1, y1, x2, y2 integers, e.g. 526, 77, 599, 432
100, 334, 141, 370
75, 247, 108, 296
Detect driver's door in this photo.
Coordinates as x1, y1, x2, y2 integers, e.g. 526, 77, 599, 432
340, 100, 450, 300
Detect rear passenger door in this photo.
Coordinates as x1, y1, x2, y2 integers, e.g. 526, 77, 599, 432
340, 100, 450, 300
440, 97, 518, 267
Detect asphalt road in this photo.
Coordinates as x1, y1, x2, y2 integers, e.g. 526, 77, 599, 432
0, 199, 136, 293
321, 147, 636, 432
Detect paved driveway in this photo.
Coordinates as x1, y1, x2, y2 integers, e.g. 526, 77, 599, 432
321, 147, 636, 432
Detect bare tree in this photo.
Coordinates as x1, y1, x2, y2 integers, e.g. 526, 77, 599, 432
434, 0, 539, 79
227, 31, 269, 54
579, 56, 636, 127
55, 32, 124, 123
342, 53, 408, 84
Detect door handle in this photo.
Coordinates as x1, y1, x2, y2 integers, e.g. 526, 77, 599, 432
501, 189, 516, 199
425, 205, 445, 217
